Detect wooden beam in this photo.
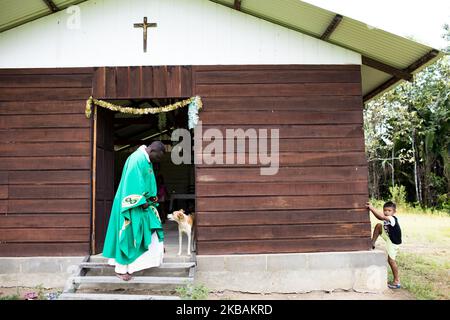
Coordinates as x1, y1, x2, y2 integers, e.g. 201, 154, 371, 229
363, 77, 399, 102
113, 123, 133, 131
362, 56, 413, 81
42, 0, 59, 13
114, 117, 156, 125
320, 14, 343, 40
234, 0, 242, 11
406, 49, 440, 71
115, 126, 155, 139
115, 139, 172, 146
364, 49, 441, 102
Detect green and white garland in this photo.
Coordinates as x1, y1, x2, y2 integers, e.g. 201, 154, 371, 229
85, 96, 203, 129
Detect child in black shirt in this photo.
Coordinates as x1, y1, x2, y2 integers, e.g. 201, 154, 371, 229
367, 201, 402, 289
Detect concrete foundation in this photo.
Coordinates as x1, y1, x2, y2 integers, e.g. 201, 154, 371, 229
0, 257, 85, 289
1, 250, 388, 293
195, 250, 387, 293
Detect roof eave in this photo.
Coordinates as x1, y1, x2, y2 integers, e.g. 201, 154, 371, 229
0, 0, 88, 33
209, 0, 445, 102
363, 50, 446, 104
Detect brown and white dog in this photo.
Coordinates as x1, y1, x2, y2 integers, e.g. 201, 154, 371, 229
167, 209, 195, 256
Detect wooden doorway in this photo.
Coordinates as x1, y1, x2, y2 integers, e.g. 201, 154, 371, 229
92, 107, 115, 254
91, 99, 196, 255
90, 66, 195, 255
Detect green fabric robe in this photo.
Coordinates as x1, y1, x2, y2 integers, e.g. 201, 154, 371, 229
102, 147, 164, 265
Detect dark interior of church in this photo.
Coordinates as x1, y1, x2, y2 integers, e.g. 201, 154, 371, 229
109, 98, 195, 220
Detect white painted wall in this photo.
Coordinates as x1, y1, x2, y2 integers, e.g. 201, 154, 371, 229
0, 0, 361, 68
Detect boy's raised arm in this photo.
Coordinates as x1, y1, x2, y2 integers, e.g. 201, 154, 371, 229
366, 202, 390, 221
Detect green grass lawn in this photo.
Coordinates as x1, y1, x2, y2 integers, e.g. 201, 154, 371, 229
369, 201, 450, 300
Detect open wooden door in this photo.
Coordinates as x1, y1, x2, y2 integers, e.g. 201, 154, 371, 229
93, 107, 115, 254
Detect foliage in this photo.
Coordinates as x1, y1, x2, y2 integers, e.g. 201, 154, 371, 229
36, 284, 47, 300
364, 26, 450, 209
175, 283, 209, 300
0, 294, 20, 300
436, 193, 450, 211
370, 198, 449, 216
389, 185, 407, 207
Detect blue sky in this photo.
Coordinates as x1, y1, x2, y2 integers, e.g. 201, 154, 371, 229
304, 0, 449, 49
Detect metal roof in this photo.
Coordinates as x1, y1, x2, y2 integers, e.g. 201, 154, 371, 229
0, 0, 86, 33
210, 0, 446, 102
0, 0, 445, 102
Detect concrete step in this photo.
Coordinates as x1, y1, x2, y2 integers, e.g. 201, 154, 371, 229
85, 268, 190, 277
59, 292, 181, 300
72, 275, 194, 285
89, 254, 195, 264
163, 256, 196, 263
80, 262, 195, 269
83, 261, 195, 277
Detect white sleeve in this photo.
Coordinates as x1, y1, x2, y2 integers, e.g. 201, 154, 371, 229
387, 216, 396, 226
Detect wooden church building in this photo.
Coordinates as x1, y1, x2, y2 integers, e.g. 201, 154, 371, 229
0, 0, 443, 292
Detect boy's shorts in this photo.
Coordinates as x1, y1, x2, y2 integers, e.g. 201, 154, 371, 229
381, 226, 400, 260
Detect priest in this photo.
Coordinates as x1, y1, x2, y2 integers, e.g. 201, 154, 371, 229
102, 141, 166, 281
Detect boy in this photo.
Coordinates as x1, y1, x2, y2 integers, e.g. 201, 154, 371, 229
366, 201, 402, 289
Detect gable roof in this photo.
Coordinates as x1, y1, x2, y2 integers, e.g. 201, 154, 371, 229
0, 0, 445, 103
212, 0, 445, 103
0, 0, 86, 33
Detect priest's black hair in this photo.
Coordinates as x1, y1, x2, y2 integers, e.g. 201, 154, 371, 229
149, 140, 166, 152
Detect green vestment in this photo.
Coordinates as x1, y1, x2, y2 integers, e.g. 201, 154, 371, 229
102, 147, 164, 265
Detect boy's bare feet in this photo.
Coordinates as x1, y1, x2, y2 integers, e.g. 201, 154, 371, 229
115, 273, 132, 281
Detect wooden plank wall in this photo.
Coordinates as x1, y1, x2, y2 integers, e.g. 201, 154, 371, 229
0, 68, 94, 256
0, 64, 371, 257
92, 66, 193, 98
193, 65, 372, 255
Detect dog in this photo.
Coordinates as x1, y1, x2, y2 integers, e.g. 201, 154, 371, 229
167, 209, 195, 256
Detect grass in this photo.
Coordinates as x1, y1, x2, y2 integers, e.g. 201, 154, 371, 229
369, 200, 450, 300
0, 294, 21, 300
0, 284, 58, 300
393, 252, 449, 300
370, 199, 449, 217
0, 287, 20, 300
175, 284, 209, 300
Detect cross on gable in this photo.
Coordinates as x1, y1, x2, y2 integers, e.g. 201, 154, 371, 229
133, 17, 157, 53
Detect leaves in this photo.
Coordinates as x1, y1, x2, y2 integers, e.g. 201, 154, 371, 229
365, 27, 449, 207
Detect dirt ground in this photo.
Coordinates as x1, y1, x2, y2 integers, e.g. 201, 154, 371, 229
0, 286, 414, 300
207, 289, 415, 300
0, 286, 59, 300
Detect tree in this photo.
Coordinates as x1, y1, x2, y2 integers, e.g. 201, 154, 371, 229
364, 26, 449, 208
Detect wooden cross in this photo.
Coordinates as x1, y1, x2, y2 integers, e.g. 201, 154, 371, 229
134, 17, 157, 52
